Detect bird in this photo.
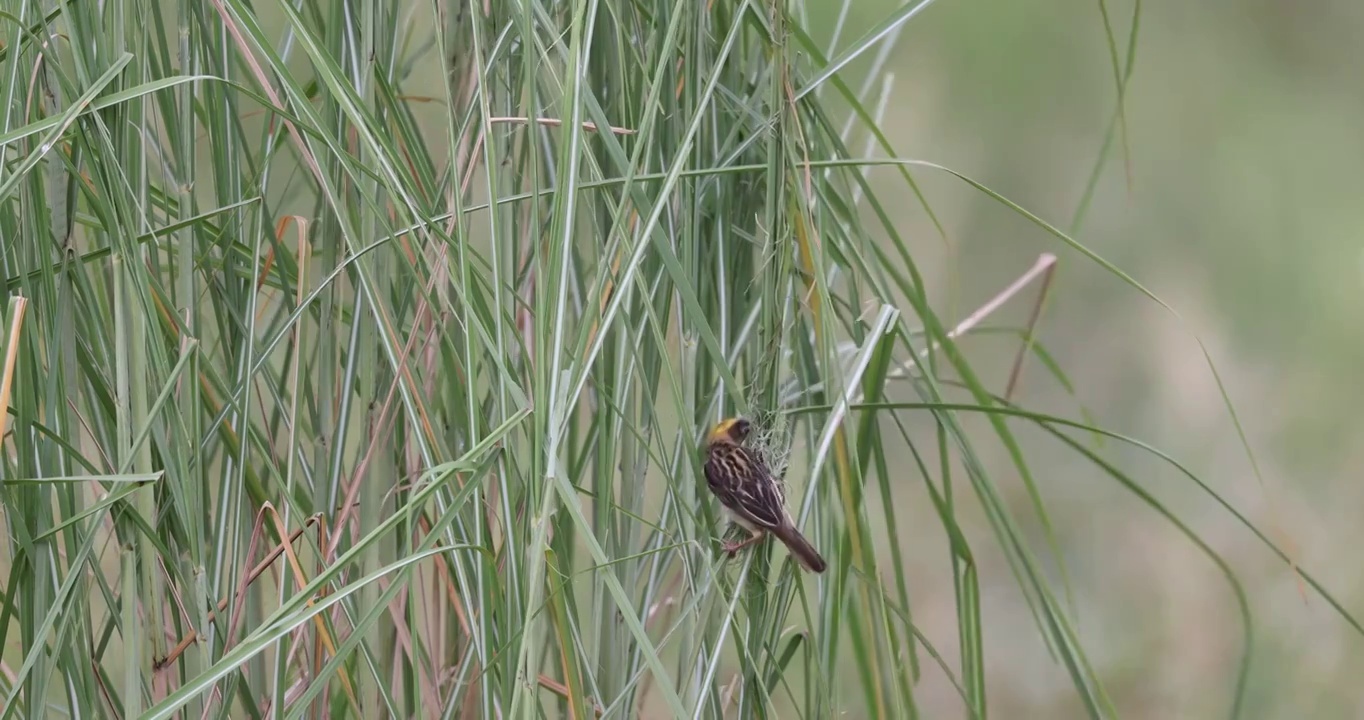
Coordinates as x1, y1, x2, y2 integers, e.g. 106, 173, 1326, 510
702, 417, 827, 573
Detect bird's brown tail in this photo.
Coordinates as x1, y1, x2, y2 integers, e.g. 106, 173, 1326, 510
773, 525, 827, 573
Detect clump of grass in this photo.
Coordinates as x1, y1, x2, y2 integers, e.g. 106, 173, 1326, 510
0, 1, 1357, 719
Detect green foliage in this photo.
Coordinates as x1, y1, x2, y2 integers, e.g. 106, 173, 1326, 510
0, 0, 1354, 718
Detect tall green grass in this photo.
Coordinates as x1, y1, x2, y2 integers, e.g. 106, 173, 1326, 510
0, 0, 1356, 718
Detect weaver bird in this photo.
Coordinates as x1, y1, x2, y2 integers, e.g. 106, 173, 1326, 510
703, 417, 827, 573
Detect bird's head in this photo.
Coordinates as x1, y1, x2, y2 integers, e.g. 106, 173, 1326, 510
707, 417, 752, 445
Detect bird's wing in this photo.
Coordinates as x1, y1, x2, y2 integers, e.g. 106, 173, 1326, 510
735, 470, 787, 529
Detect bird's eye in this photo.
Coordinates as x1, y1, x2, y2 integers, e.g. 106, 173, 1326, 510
734, 419, 751, 438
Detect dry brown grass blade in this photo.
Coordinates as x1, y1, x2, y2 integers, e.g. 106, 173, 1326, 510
153, 515, 318, 671
1004, 254, 1058, 401
0, 296, 27, 444
538, 674, 603, 718
260, 506, 361, 714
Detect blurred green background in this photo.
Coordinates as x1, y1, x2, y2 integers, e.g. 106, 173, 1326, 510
831, 0, 1364, 716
